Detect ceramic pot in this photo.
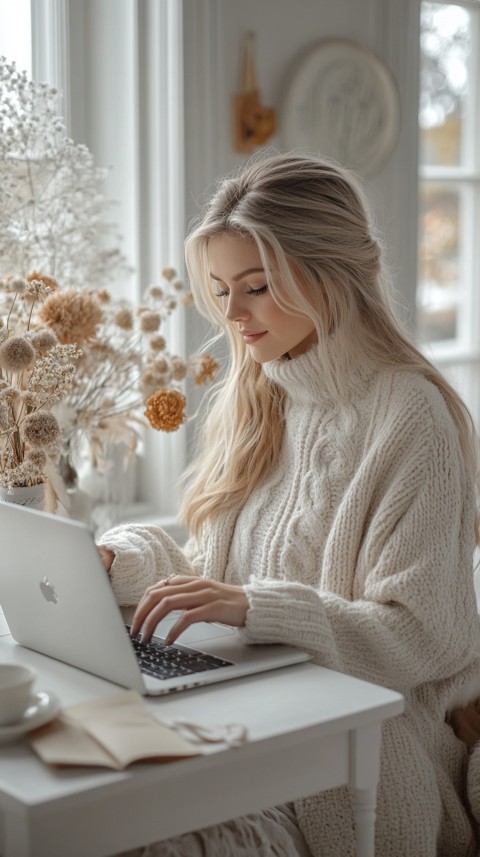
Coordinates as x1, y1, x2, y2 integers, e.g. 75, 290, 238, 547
0, 483, 45, 510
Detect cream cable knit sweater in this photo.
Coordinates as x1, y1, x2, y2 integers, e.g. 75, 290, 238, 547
100, 348, 480, 857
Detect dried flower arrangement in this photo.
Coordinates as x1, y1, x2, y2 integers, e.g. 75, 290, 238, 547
0, 274, 80, 505
0, 57, 218, 511
35, 266, 218, 477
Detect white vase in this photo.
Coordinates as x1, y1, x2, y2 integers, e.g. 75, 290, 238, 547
0, 483, 45, 510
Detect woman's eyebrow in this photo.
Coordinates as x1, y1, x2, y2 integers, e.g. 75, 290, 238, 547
209, 267, 265, 282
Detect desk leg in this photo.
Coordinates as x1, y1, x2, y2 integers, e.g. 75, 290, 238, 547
2, 808, 31, 857
349, 721, 382, 857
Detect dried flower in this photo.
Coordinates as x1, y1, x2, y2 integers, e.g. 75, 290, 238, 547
24, 279, 54, 301
0, 335, 36, 371
161, 267, 176, 282
149, 335, 166, 352
144, 389, 186, 432
114, 307, 134, 330
170, 356, 187, 382
20, 391, 39, 408
139, 311, 161, 333
23, 411, 61, 447
26, 449, 47, 467
9, 277, 27, 294
191, 355, 219, 386
30, 330, 58, 354
0, 401, 9, 430
148, 285, 164, 300
153, 357, 169, 373
181, 292, 194, 308
27, 272, 58, 292
39, 288, 103, 344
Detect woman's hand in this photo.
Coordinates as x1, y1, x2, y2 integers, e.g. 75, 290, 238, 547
130, 576, 249, 645
98, 545, 115, 574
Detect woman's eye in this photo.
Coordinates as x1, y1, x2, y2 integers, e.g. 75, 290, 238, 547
247, 285, 268, 296
213, 284, 267, 298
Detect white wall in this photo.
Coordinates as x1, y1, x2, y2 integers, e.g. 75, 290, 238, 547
183, 0, 421, 333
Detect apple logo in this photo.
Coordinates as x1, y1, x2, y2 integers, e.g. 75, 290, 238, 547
39, 576, 59, 604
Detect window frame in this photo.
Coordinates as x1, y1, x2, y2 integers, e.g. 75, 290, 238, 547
29, 0, 188, 526
417, 0, 480, 367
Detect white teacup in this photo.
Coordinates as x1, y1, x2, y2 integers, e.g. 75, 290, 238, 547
0, 663, 36, 726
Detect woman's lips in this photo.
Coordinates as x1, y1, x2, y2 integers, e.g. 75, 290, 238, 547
240, 331, 267, 344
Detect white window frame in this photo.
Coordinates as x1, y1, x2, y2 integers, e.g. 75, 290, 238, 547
418, 0, 480, 423
29, 0, 187, 530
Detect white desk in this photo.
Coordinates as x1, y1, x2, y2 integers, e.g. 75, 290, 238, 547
0, 628, 404, 857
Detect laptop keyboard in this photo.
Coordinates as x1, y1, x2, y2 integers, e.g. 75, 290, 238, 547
127, 626, 233, 681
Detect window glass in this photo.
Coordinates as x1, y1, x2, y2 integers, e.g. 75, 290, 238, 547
0, 0, 32, 76
417, 1, 479, 350
419, 2, 472, 167
417, 183, 463, 342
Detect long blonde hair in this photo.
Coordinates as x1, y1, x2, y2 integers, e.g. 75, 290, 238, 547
181, 152, 479, 541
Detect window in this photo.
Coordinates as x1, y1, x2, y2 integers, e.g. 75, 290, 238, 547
1, 0, 187, 528
417, 1, 480, 359
0, 0, 32, 75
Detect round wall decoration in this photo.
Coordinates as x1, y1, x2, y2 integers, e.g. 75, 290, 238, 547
282, 39, 401, 177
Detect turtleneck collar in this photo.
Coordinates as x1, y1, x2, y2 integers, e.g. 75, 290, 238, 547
262, 344, 376, 406
262, 346, 331, 404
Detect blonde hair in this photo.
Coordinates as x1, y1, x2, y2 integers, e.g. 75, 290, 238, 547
181, 152, 479, 541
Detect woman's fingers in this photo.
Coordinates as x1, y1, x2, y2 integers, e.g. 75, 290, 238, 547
164, 599, 244, 645
132, 587, 216, 642
131, 577, 205, 636
130, 578, 248, 644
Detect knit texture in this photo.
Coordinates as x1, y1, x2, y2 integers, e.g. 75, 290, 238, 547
114, 804, 311, 857
100, 346, 480, 857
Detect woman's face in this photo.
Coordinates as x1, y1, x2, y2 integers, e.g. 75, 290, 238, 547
207, 233, 317, 363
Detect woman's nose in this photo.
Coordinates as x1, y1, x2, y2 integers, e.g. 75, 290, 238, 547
225, 293, 250, 322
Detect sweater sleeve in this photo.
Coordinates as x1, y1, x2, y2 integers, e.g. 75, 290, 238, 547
240, 393, 480, 695
97, 524, 200, 606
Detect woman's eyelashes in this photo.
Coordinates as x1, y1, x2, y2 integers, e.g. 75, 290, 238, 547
213, 284, 268, 298
247, 285, 268, 296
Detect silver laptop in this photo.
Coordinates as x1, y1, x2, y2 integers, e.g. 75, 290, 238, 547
0, 504, 310, 695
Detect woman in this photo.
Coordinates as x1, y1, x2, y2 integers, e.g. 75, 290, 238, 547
100, 152, 480, 857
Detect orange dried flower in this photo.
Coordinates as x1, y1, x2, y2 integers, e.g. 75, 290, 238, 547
144, 389, 186, 432
39, 288, 103, 345
192, 355, 219, 386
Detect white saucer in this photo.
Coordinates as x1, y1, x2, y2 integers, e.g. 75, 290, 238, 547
0, 691, 60, 745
